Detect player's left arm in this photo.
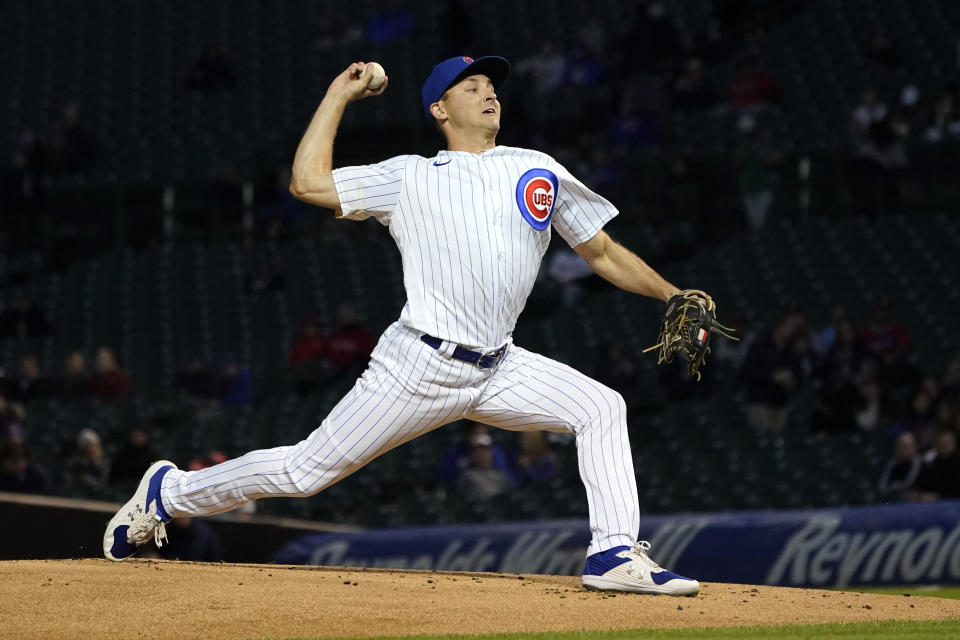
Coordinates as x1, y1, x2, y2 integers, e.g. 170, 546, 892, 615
573, 230, 679, 302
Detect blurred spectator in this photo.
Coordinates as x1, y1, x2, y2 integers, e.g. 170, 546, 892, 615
457, 431, 511, 501
438, 422, 512, 491
736, 113, 782, 230
740, 309, 808, 433
87, 347, 132, 401
923, 86, 960, 143
850, 89, 908, 175
66, 428, 109, 492
4, 130, 44, 211
878, 430, 921, 500
714, 313, 752, 370
157, 517, 225, 562
47, 102, 97, 175
367, 0, 416, 44
942, 354, 960, 400
109, 425, 159, 486
321, 303, 374, 375
288, 316, 333, 397
11, 354, 55, 402
244, 253, 286, 294
609, 99, 661, 152
288, 316, 326, 365
851, 88, 889, 166
861, 298, 910, 358
728, 58, 781, 110
896, 84, 922, 135
914, 430, 960, 501
861, 298, 919, 393
577, 15, 608, 57
566, 45, 605, 89
173, 357, 220, 399
0, 290, 51, 339
811, 319, 871, 436
59, 350, 90, 399
513, 431, 557, 486
312, 3, 363, 50
0, 442, 48, 494
189, 450, 229, 471
899, 377, 940, 447
863, 27, 901, 69
672, 57, 717, 110
0, 394, 26, 445
852, 88, 888, 132
218, 354, 253, 407
548, 248, 596, 307
515, 42, 567, 96
185, 42, 237, 93
816, 304, 852, 355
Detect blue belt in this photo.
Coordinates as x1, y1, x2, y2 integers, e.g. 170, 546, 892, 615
420, 334, 507, 369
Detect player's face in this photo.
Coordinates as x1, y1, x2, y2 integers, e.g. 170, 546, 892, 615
437, 74, 500, 134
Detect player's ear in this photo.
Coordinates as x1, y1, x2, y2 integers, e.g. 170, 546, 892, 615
430, 102, 446, 123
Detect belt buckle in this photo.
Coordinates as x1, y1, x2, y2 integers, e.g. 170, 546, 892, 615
478, 345, 506, 369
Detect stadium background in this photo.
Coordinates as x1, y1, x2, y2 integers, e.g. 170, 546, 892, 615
2, 0, 959, 549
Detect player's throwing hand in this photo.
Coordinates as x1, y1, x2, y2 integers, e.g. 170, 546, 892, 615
328, 61, 389, 103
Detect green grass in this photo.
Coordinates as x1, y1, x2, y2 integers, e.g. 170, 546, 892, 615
276, 619, 960, 640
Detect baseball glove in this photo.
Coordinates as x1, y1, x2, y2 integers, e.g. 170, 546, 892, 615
643, 289, 738, 380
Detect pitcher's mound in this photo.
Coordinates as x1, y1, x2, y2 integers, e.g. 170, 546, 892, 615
2, 559, 959, 639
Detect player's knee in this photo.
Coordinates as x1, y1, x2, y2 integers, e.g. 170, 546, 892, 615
585, 386, 627, 429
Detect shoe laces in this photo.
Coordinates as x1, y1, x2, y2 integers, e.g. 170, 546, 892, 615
628, 540, 664, 571
125, 502, 169, 548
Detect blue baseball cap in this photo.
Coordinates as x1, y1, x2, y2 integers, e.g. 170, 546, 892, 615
421, 55, 510, 120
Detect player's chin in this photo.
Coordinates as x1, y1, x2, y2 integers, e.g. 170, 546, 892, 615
481, 116, 501, 133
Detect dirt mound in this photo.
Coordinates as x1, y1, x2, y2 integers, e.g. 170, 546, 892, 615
2, 559, 959, 639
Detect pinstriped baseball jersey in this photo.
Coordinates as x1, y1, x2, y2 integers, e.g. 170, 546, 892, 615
331, 146, 618, 348
156, 145, 642, 560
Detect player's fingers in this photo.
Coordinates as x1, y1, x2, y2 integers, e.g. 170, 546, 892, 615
367, 76, 388, 95
348, 61, 366, 78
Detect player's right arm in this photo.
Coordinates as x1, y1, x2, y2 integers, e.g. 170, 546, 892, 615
289, 62, 388, 212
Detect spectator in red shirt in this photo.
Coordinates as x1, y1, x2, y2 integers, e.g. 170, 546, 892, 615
860, 297, 910, 357
288, 315, 326, 365
87, 346, 132, 401
860, 297, 918, 391
321, 303, 374, 373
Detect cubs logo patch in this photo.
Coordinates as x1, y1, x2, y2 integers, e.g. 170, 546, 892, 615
515, 168, 558, 230
463, 56, 474, 64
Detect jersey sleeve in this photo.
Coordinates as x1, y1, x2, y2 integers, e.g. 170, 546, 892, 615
331, 155, 409, 223
550, 161, 619, 247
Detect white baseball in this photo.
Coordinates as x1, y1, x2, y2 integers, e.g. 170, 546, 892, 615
366, 62, 386, 89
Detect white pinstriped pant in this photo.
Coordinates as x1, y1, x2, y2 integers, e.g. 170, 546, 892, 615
160, 322, 640, 555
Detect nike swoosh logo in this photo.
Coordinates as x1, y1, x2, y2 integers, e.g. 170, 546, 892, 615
433, 159, 451, 166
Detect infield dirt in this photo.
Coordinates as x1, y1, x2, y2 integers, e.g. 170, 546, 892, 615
2, 559, 960, 639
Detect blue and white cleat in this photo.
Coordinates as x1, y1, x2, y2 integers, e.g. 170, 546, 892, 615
582, 541, 700, 596
103, 460, 176, 561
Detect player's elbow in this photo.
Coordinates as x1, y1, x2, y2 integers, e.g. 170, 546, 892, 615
288, 177, 309, 198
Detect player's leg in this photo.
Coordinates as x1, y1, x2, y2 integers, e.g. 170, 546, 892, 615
467, 344, 698, 595
104, 323, 483, 559
467, 344, 638, 554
